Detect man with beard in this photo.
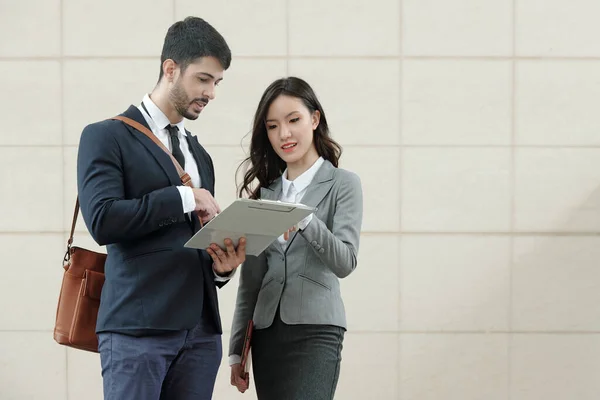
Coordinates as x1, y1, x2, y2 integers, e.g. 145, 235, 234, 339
76, 17, 245, 400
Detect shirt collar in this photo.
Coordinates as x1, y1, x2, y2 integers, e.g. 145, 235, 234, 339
282, 156, 325, 196
141, 94, 187, 136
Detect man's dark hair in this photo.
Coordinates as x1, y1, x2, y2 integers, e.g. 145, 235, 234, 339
159, 16, 231, 81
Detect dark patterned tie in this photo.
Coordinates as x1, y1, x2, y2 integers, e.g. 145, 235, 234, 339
165, 125, 185, 169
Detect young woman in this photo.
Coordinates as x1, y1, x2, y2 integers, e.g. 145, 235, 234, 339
227, 76, 363, 400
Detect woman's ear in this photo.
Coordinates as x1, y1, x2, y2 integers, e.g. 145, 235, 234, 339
312, 110, 321, 130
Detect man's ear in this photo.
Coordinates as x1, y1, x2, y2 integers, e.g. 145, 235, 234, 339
162, 59, 177, 82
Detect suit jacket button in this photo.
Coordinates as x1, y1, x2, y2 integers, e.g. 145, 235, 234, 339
311, 241, 317, 246
319, 248, 325, 254
279, 277, 284, 283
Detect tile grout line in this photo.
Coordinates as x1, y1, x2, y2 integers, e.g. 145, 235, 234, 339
285, 0, 290, 74
59, 0, 69, 397
5, 55, 600, 61
397, 0, 403, 396
508, 0, 518, 398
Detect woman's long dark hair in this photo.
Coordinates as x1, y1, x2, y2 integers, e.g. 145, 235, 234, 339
237, 77, 342, 199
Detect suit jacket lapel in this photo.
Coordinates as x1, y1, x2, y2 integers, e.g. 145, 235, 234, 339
284, 161, 335, 255
296, 160, 336, 210
120, 105, 181, 187
259, 161, 336, 256
260, 179, 283, 201
184, 132, 212, 193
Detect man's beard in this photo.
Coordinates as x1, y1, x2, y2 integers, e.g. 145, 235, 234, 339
169, 79, 208, 120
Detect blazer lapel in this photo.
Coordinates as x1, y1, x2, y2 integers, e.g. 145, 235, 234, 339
120, 105, 181, 187
184, 131, 213, 193
296, 160, 336, 211
259, 161, 336, 256
284, 161, 335, 255
260, 179, 283, 201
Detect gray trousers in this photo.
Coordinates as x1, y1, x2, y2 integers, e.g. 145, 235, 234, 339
251, 308, 345, 400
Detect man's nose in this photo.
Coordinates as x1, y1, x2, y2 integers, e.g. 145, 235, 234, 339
203, 85, 216, 100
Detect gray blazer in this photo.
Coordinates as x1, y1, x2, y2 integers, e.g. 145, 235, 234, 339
229, 160, 363, 358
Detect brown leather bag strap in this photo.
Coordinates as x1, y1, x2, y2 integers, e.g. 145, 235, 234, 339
112, 115, 201, 226
68, 197, 79, 246
64, 197, 80, 263
111, 116, 193, 188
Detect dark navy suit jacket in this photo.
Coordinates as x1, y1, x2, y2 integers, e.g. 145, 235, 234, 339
77, 105, 226, 335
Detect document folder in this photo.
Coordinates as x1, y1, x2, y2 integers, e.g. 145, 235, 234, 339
184, 198, 316, 256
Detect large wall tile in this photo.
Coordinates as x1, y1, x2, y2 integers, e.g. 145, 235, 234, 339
0, 234, 64, 330
400, 235, 510, 331
0, 148, 63, 232
403, 60, 511, 145
339, 147, 401, 232
341, 235, 400, 332
175, 0, 286, 56
289, 59, 400, 146
289, 0, 400, 56
513, 237, 600, 331
515, 149, 600, 232
516, 61, 600, 145
402, 149, 511, 232
0, 332, 67, 400
511, 334, 600, 400
0, 0, 60, 57
337, 333, 399, 399
517, 0, 600, 56
63, 60, 157, 145
400, 334, 508, 400
63, 0, 172, 56
67, 348, 103, 400
404, 0, 512, 56
0, 62, 61, 145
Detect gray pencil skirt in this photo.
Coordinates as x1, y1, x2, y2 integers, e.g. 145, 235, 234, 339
251, 309, 345, 400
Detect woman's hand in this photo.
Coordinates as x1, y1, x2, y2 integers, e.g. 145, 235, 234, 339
230, 363, 249, 393
283, 225, 297, 241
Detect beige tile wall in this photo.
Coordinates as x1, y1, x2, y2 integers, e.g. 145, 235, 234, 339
1, 0, 599, 399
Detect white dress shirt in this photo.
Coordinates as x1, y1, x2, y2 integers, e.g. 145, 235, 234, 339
138, 94, 197, 214
137, 94, 232, 282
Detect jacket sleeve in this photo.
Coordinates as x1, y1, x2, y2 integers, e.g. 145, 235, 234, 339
77, 122, 186, 246
299, 171, 363, 278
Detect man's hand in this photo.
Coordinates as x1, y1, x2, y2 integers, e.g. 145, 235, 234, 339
192, 188, 221, 223
207, 238, 246, 276
230, 364, 249, 393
